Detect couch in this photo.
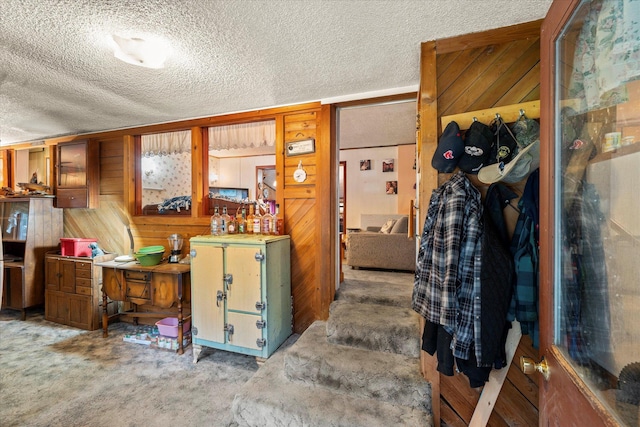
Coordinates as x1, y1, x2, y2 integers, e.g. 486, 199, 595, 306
344, 215, 416, 272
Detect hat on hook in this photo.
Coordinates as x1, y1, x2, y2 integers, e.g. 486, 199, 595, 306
432, 121, 464, 173
478, 118, 540, 184
458, 120, 494, 174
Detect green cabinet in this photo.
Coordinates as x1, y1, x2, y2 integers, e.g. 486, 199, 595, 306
190, 234, 291, 361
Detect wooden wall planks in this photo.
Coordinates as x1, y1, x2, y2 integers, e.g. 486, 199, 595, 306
421, 20, 543, 427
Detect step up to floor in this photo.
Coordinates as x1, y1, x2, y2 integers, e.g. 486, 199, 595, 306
283, 321, 430, 411
232, 339, 433, 427
327, 300, 421, 357
336, 279, 413, 307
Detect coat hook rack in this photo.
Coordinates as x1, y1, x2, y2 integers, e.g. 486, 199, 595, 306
473, 116, 478, 122
519, 109, 526, 117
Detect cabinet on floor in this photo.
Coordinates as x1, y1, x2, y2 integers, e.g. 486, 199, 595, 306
189, 234, 292, 362
45, 253, 116, 330
1, 197, 63, 319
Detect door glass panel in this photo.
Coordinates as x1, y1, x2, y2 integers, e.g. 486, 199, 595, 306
555, 1, 640, 425
58, 143, 86, 187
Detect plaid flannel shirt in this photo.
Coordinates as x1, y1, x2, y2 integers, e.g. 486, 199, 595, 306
413, 172, 482, 361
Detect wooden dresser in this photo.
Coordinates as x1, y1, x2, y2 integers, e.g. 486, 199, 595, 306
45, 253, 116, 330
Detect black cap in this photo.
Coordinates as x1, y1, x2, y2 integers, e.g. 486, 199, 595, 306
458, 121, 494, 174
432, 121, 464, 173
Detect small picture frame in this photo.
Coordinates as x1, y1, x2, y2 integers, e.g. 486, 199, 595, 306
382, 159, 394, 172
360, 159, 371, 171
386, 181, 397, 195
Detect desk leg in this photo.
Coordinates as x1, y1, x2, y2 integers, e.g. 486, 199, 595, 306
177, 272, 184, 355
102, 288, 109, 338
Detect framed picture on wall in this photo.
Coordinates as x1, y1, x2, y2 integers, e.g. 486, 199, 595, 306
360, 159, 371, 170
382, 159, 394, 172
386, 181, 397, 195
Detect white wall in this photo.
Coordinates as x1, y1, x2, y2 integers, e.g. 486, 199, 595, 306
340, 145, 414, 229
218, 155, 275, 199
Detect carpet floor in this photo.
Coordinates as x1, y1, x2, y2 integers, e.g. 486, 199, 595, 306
0, 267, 417, 427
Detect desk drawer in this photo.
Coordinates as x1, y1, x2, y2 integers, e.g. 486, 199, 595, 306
125, 271, 151, 282
126, 281, 150, 300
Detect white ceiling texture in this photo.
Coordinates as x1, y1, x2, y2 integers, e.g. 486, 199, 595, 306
0, 0, 552, 150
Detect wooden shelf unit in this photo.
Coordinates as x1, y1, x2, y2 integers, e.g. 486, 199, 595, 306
1, 197, 63, 319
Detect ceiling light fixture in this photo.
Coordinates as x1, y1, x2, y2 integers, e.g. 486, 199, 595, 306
111, 34, 169, 69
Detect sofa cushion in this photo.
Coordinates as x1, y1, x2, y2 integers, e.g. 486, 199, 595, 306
380, 219, 396, 233
391, 216, 409, 234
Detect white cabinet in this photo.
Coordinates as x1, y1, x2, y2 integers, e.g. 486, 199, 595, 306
189, 234, 291, 361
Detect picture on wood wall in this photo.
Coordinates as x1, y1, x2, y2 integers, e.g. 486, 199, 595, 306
382, 159, 394, 172
360, 159, 371, 170
386, 181, 397, 195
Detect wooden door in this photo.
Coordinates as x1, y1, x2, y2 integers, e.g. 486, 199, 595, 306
60, 260, 76, 293
540, 1, 640, 425
45, 257, 60, 291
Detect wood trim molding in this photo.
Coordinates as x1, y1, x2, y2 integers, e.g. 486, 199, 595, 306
435, 20, 542, 54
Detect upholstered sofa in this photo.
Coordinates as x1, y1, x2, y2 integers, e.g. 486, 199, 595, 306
344, 215, 416, 272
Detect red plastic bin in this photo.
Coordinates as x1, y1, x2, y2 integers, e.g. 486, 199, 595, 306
60, 238, 97, 257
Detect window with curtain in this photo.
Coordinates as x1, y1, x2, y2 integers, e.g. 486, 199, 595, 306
140, 130, 192, 214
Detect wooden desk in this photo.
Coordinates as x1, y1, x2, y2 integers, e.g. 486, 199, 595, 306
98, 260, 191, 355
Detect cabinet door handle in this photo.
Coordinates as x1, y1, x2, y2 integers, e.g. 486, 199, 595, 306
224, 274, 233, 288
216, 290, 225, 307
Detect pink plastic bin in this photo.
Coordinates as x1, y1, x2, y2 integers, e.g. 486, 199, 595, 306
155, 317, 191, 338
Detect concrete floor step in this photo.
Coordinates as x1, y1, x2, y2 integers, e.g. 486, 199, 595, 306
327, 300, 421, 357
283, 321, 430, 411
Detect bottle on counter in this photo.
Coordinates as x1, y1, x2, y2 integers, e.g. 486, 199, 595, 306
252, 204, 262, 234
237, 207, 247, 234
210, 205, 221, 235
228, 214, 237, 234
220, 205, 231, 235
274, 203, 284, 235
246, 204, 255, 235
261, 204, 272, 235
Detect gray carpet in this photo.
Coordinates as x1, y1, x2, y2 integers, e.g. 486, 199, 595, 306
231, 268, 433, 426
0, 309, 265, 427
0, 267, 430, 427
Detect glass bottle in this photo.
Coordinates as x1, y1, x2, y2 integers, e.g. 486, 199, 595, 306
274, 203, 284, 235
252, 204, 262, 234
228, 214, 237, 234
246, 204, 255, 235
220, 205, 230, 235
261, 204, 272, 235
237, 207, 247, 234
210, 205, 221, 235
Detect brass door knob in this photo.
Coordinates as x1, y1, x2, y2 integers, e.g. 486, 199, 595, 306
520, 356, 550, 381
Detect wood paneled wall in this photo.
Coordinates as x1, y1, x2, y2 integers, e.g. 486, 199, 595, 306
56, 102, 334, 335
419, 21, 542, 427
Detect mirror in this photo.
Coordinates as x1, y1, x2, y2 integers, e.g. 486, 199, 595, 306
15, 147, 50, 190
256, 166, 276, 201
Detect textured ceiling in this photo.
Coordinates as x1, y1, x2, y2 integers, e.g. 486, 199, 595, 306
0, 0, 552, 147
